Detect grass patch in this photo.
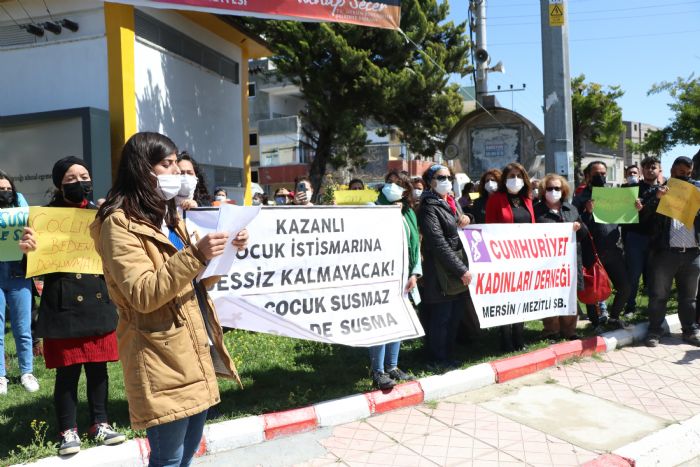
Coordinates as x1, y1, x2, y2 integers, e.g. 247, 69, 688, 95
1, 285, 674, 464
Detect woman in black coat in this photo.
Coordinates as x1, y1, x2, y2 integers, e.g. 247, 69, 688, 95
417, 165, 472, 369
533, 173, 586, 340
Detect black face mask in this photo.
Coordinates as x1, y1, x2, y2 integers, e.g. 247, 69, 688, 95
591, 174, 607, 187
0, 191, 13, 207
62, 181, 93, 204
675, 175, 690, 182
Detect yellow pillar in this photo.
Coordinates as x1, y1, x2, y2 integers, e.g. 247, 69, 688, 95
241, 56, 252, 206
104, 3, 136, 181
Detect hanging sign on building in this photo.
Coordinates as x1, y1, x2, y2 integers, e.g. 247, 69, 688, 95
115, 0, 401, 30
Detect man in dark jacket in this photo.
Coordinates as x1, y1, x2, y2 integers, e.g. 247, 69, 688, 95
641, 156, 700, 347
573, 161, 633, 332
621, 156, 662, 315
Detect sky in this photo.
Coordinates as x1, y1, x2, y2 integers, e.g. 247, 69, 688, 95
444, 0, 700, 169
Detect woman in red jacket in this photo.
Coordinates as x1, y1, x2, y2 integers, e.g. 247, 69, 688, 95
485, 162, 535, 352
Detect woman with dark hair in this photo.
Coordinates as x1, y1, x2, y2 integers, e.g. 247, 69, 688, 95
20, 157, 124, 455
348, 178, 365, 191
418, 165, 472, 369
369, 173, 421, 388
0, 170, 37, 397
177, 151, 212, 208
458, 182, 475, 211
91, 132, 248, 467
467, 169, 501, 224
485, 162, 535, 351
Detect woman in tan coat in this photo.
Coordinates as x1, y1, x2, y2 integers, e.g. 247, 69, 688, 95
91, 132, 248, 467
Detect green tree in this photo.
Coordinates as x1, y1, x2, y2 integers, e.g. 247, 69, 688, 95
571, 74, 625, 184
636, 74, 700, 154
243, 0, 469, 198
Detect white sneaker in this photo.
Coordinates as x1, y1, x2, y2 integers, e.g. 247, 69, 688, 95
20, 373, 40, 393
0, 377, 7, 395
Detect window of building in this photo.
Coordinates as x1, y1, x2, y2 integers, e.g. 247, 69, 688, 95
248, 83, 256, 98
633, 124, 637, 131
249, 133, 258, 146
135, 11, 240, 84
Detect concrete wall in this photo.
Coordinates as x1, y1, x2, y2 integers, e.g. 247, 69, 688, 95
134, 8, 243, 172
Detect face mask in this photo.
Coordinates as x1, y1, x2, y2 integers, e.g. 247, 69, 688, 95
382, 183, 405, 202
506, 177, 524, 194
155, 174, 181, 201
591, 174, 606, 187
178, 175, 198, 199
545, 190, 562, 203
485, 180, 498, 193
532, 188, 540, 198
676, 175, 690, 182
627, 176, 638, 185
63, 181, 93, 204
413, 189, 423, 198
215, 195, 226, 202
433, 179, 452, 195
252, 198, 261, 206
0, 191, 13, 207
275, 196, 287, 205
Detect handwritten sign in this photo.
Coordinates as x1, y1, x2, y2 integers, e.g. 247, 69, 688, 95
657, 178, 700, 229
26, 207, 102, 277
334, 189, 378, 205
0, 207, 28, 261
592, 187, 639, 224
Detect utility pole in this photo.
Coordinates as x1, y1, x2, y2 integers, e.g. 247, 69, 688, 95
540, 0, 574, 184
473, 0, 488, 103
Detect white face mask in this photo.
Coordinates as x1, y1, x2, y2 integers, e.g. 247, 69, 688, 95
545, 189, 562, 203
215, 195, 226, 202
382, 183, 405, 203
433, 179, 452, 196
178, 175, 198, 199
155, 174, 181, 201
506, 177, 524, 194
485, 180, 498, 193
413, 189, 423, 198
627, 176, 639, 185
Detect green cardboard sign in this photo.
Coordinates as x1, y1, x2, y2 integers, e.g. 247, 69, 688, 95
0, 207, 29, 261
592, 187, 639, 224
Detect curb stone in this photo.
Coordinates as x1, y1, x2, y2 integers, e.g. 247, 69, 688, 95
18, 314, 689, 466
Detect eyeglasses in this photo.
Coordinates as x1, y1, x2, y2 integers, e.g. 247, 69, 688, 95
545, 187, 562, 192
435, 175, 454, 182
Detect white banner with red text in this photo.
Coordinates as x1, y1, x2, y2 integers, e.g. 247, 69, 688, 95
460, 223, 577, 328
184, 205, 424, 346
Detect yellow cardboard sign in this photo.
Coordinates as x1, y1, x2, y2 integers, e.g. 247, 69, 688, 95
657, 178, 700, 230
26, 207, 103, 277
549, 0, 565, 26
334, 189, 378, 205
469, 192, 480, 200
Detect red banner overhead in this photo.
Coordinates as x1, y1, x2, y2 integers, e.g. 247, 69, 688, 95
115, 0, 401, 30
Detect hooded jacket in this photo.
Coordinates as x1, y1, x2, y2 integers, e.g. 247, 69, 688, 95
90, 210, 239, 430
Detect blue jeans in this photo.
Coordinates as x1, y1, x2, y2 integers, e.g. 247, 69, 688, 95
624, 231, 650, 311
369, 341, 400, 373
0, 270, 33, 377
647, 249, 700, 336
146, 410, 207, 467
427, 294, 465, 362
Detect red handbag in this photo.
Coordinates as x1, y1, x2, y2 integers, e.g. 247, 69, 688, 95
577, 233, 612, 305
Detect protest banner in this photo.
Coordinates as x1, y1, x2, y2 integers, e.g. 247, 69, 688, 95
592, 187, 639, 224
657, 178, 700, 229
186, 205, 423, 347
112, 0, 401, 30
334, 189, 378, 205
0, 207, 28, 261
460, 223, 577, 328
25, 207, 102, 277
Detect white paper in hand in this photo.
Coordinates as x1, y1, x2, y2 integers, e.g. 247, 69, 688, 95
202, 204, 261, 279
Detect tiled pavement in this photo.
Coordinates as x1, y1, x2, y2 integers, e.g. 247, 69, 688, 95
289, 336, 700, 466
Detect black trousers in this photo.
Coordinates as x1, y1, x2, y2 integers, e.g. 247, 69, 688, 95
54, 362, 109, 432
586, 247, 632, 325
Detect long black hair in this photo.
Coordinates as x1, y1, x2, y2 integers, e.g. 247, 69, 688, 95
0, 170, 19, 207
177, 151, 212, 206
98, 132, 179, 228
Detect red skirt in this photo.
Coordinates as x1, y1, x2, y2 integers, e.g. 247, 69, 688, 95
43, 331, 119, 369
